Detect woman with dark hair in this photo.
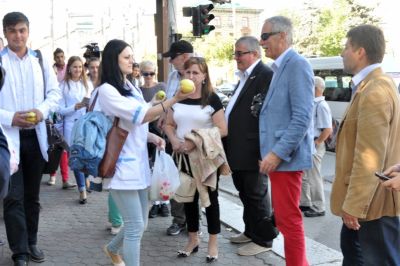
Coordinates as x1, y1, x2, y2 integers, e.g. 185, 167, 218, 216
95, 39, 193, 266
59, 56, 93, 203
164, 57, 228, 263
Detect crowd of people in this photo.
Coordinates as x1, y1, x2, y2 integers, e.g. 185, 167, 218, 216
0, 9, 400, 266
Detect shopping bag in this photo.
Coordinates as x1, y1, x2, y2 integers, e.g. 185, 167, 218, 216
149, 150, 180, 201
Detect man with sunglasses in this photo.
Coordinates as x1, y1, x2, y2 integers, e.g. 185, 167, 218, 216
161, 40, 193, 236
259, 16, 314, 266
223, 36, 275, 256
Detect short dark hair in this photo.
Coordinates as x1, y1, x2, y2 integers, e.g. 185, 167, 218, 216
100, 39, 132, 97
53, 48, 64, 57
3, 12, 29, 33
347, 24, 385, 64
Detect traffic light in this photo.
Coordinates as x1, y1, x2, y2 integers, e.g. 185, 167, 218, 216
192, 4, 215, 37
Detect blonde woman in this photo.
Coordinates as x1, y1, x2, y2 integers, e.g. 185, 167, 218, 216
59, 56, 93, 204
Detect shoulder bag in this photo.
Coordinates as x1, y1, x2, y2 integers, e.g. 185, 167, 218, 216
173, 153, 196, 203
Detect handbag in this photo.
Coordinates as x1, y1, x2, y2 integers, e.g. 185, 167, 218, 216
43, 119, 69, 174
173, 154, 196, 203
98, 117, 128, 178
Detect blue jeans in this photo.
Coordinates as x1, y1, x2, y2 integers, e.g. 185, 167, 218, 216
107, 189, 148, 266
341, 216, 400, 266
73, 170, 86, 192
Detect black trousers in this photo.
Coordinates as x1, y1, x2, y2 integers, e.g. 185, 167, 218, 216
3, 130, 45, 261
184, 183, 220, 235
232, 170, 273, 247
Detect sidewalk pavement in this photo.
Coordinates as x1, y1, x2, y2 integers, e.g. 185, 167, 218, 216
0, 175, 285, 266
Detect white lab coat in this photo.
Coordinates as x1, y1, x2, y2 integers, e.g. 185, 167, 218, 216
58, 80, 93, 145
0, 48, 61, 162
91, 82, 151, 190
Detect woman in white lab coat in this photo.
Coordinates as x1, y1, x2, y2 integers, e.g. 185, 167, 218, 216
59, 56, 93, 204
96, 39, 193, 266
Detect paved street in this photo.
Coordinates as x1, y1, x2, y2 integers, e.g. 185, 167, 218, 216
0, 175, 284, 266
0, 152, 340, 265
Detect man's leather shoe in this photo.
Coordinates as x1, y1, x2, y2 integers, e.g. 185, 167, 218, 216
14, 259, 28, 266
304, 209, 325, 217
29, 245, 45, 262
299, 205, 311, 212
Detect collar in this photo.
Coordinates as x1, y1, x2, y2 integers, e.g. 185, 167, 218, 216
235, 59, 261, 79
314, 96, 325, 102
352, 63, 381, 87
3, 46, 31, 60
271, 47, 292, 72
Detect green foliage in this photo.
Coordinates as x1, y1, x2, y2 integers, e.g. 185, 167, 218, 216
189, 34, 235, 66
287, 0, 381, 56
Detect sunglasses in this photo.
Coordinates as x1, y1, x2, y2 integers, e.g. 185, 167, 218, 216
261, 31, 281, 41
232, 51, 252, 57
141, 72, 155, 77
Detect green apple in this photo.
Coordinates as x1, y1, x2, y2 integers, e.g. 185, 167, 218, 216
156, 90, 166, 100
180, 79, 195, 94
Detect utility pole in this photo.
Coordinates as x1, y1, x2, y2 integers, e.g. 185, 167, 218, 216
155, 0, 170, 82
50, 0, 55, 51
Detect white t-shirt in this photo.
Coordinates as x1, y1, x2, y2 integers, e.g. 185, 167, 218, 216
172, 93, 223, 141
92, 82, 151, 190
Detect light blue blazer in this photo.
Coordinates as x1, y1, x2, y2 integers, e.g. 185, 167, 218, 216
259, 49, 314, 171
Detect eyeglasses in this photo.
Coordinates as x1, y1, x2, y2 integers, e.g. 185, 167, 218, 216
232, 51, 252, 57
141, 72, 155, 77
260, 31, 281, 41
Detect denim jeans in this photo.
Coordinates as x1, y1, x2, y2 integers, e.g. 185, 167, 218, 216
341, 216, 400, 266
108, 193, 123, 227
73, 170, 86, 192
107, 188, 148, 266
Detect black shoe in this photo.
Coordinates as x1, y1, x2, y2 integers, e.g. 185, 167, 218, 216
177, 245, 199, 257
304, 209, 325, 217
166, 223, 186, 236
149, 204, 160, 218
299, 205, 311, 212
28, 245, 45, 263
14, 259, 28, 266
206, 255, 218, 263
159, 203, 169, 217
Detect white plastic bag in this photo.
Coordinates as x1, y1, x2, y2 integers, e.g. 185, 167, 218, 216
150, 150, 180, 201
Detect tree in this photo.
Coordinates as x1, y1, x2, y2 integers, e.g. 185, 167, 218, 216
286, 0, 381, 56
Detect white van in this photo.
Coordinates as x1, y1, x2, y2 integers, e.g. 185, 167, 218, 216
308, 56, 400, 121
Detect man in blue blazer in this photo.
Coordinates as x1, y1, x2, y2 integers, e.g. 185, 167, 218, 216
259, 16, 314, 266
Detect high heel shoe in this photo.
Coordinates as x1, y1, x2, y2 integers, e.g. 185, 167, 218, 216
79, 190, 87, 204
206, 254, 218, 263
177, 245, 199, 257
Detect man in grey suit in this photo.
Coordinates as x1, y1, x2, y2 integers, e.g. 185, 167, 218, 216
224, 36, 274, 256
259, 16, 314, 266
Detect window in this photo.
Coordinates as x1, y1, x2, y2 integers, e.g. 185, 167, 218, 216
242, 17, 249, 27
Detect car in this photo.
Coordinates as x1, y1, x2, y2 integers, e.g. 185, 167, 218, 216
216, 90, 229, 108
216, 83, 235, 96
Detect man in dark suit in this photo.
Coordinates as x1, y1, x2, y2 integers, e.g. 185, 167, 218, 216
224, 36, 274, 256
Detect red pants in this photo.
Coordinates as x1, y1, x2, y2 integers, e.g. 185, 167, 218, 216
269, 171, 308, 266
51, 151, 69, 182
